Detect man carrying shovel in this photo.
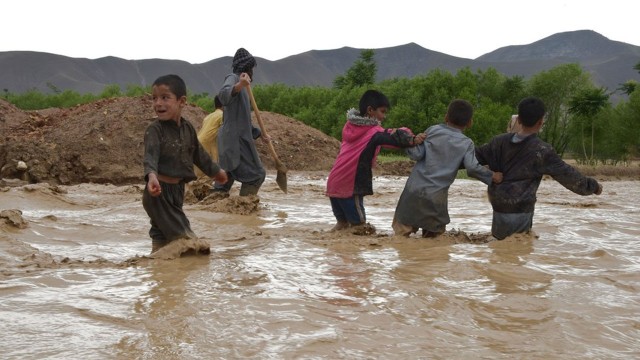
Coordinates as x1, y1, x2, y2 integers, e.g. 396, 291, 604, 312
211, 48, 266, 197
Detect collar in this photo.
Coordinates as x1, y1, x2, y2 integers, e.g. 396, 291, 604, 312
346, 108, 381, 126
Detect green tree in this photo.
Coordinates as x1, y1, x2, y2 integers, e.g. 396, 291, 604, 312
9, 89, 48, 110
568, 87, 610, 161
125, 84, 149, 97
99, 84, 122, 98
189, 92, 213, 112
617, 80, 638, 96
475, 67, 503, 103
333, 49, 377, 89
611, 90, 640, 159
500, 75, 526, 108
527, 63, 592, 156
452, 67, 477, 101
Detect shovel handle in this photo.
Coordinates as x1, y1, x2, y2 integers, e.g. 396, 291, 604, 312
246, 85, 281, 165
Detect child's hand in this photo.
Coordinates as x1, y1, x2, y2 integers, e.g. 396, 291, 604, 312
412, 133, 426, 145
492, 171, 503, 184
147, 174, 162, 197
239, 72, 252, 87
214, 169, 228, 185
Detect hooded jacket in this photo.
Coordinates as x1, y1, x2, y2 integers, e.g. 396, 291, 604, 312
326, 109, 414, 198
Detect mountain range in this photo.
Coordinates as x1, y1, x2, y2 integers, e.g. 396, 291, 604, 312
1, 30, 638, 98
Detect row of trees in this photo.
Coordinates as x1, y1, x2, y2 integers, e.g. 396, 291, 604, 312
250, 51, 640, 163
3, 51, 639, 163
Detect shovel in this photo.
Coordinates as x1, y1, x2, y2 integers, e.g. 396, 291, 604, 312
246, 84, 288, 193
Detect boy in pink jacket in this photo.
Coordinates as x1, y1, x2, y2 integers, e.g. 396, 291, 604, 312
325, 90, 425, 232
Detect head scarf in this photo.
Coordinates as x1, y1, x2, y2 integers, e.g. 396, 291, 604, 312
232, 48, 256, 73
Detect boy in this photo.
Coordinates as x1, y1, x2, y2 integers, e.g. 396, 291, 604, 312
475, 96, 603, 240
326, 89, 425, 232
212, 48, 265, 197
143, 74, 228, 254
393, 99, 503, 237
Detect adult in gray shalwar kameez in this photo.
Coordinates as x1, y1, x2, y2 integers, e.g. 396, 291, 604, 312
393, 101, 499, 237
213, 48, 266, 196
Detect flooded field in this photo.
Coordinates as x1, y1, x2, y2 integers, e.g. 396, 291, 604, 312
1, 172, 638, 359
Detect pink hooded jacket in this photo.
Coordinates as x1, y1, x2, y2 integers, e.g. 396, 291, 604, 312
326, 109, 414, 198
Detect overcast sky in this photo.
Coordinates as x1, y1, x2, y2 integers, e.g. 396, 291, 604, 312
4, 0, 638, 63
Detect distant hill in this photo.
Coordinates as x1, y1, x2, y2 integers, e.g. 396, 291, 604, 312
1, 30, 638, 98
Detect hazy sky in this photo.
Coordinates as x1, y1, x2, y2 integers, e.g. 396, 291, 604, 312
4, 0, 638, 63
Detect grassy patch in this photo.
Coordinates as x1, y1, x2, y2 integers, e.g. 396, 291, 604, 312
377, 154, 409, 163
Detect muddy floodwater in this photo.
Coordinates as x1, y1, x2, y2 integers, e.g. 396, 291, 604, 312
1, 172, 639, 359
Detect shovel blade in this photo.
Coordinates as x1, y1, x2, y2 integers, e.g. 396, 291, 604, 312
274, 159, 288, 194
275, 170, 287, 193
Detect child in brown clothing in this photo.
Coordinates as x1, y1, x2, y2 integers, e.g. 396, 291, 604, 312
142, 74, 228, 253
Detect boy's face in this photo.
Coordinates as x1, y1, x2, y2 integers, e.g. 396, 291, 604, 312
367, 106, 388, 122
152, 84, 185, 121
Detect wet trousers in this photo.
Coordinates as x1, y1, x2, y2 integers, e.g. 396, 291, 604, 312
142, 182, 196, 249
491, 211, 534, 240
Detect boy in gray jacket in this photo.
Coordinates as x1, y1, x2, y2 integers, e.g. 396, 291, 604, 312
393, 99, 502, 237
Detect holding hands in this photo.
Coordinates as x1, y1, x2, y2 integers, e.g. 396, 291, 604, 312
412, 133, 427, 145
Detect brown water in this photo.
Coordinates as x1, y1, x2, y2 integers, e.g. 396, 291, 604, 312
1, 173, 639, 359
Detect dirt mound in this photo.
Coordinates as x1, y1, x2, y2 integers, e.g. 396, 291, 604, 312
0, 97, 342, 185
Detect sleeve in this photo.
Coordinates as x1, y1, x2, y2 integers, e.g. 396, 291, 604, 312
143, 124, 161, 181
218, 73, 238, 106
542, 151, 600, 195
463, 142, 493, 185
371, 128, 415, 149
475, 142, 490, 166
405, 144, 425, 161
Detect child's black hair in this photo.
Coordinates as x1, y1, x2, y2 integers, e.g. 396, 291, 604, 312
152, 74, 187, 99
446, 99, 473, 127
518, 97, 546, 127
359, 90, 390, 116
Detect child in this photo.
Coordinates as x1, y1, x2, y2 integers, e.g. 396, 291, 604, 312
475, 97, 603, 240
393, 99, 503, 237
142, 74, 228, 254
326, 89, 425, 232
212, 47, 265, 197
